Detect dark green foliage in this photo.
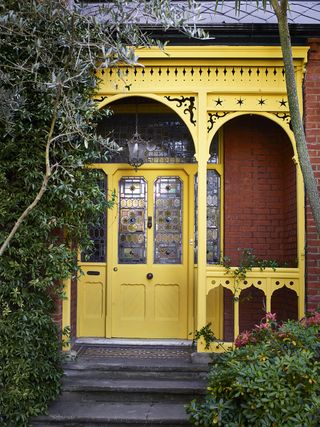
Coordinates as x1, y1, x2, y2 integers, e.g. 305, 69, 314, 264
194, 323, 217, 350
187, 315, 320, 427
0, 1, 127, 425
0, 2, 204, 424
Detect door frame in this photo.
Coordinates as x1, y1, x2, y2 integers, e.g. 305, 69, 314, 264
102, 163, 197, 338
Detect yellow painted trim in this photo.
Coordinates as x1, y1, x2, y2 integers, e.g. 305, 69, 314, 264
196, 90, 208, 337
134, 46, 309, 63
62, 278, 71, 351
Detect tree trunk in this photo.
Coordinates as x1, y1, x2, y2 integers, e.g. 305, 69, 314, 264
271, 0, 320, 236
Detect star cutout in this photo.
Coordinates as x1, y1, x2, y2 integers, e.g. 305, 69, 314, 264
236, 98, 245, 106
258, 98, 266, 106
279, 98, 287, 107
215, 97, 223, 106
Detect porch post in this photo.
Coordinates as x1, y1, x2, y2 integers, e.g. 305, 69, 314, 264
296, 165, 306, 319
197, 91, 208, 351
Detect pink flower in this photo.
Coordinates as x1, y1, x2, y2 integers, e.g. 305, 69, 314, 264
304, 312, 320, 326
235, 330, 252, 348
255, 322, 270, 330
265, 312, 277, 322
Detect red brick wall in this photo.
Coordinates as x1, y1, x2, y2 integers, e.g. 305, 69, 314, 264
304, 39, 320, 312
52, 296, 62, 329
239, 286, 266, 332
223, 115, 297, 337
271, 287, 298, 322
224, 115, 297, 264
223, 288, 234, 341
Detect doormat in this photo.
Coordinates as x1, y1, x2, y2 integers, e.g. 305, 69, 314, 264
76, 346, 193, 360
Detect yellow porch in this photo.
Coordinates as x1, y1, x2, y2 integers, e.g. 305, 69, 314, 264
63, 46, 307, 352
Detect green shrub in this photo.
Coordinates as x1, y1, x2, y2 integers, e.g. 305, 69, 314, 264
0, 307, 63, 426
187, 313, 320, 427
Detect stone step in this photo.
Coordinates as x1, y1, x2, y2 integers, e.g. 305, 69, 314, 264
31, 401, 192, 426
31, 345, 208, 426
64, 362, 209, 381
60, 377, 206, 403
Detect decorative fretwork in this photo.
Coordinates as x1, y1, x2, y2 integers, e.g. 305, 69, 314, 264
154, 177, 182, 264
236, 97, 245, 106
194, 170, 221, 264
98, 113, 195, 164
94, 96, 108, 103
214, 98, 223, 106
165, 96, 196, 126
207, 112, 230, 132
118, 177, 147, 264
97, 65, 287, 96
81, 171, 107, 263
279, 98, 288, 107
274, 112, 292, 129
258, 98, 266, 106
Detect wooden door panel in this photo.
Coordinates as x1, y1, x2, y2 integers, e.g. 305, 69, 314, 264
111, 170, 189, 339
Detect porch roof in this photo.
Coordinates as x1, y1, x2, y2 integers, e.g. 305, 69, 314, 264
80, 1, 320, 44
81, 1, 320, 25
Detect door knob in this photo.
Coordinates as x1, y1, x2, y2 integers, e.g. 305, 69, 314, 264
146, 273, 153, 280
113, 267, 118, 272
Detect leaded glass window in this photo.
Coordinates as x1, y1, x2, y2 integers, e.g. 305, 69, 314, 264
81, 171, 107, 262
194, 170, 220, 264
154, 177, 183, 264
208, 134, 219, 164
98, 114, 195, 164
118, 177, 147, 264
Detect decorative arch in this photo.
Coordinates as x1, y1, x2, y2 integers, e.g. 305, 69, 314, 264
207, 111, 297, 160
96, 93, 198, 145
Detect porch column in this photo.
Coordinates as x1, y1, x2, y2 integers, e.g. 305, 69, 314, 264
197, 91, 208, 351
296, 164, 305, 319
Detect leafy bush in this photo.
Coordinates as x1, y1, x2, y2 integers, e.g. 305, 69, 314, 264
0, 1, 205, 425
187, 313, 320, 427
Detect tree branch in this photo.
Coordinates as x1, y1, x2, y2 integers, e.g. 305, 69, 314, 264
0, 86, 61, 257
272, 0, 320, 235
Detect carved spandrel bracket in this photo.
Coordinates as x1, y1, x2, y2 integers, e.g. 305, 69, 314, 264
94, 96, 108, 103
273, 112, 292, 130
165, 96, 196, 126
207, 112, 230, 132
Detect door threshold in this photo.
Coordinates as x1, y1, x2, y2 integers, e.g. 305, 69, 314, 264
75, 338, 193, 347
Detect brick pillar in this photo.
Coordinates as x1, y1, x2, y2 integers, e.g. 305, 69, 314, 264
304, 38, 320, 312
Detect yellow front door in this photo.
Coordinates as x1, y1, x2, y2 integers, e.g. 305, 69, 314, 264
112, 169, 189, 338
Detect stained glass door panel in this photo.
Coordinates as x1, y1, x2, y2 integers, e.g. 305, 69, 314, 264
154, 177, 182, 264
112, 170, 189, 339
118, 177, 147, 264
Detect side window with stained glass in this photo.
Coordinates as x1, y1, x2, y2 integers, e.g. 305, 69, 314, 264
194, 170, 220, 264
81, 171, 107, 263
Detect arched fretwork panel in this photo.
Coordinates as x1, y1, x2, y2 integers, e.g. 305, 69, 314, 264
271, 287, 298, 322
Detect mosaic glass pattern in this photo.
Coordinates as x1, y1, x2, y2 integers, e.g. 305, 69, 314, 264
81, 171, 107, 263
118, 177, 147, 264
194, 170, 220, 264
208, 133, 219, 164
154, 177, 182, 264
97, 114, 195, 164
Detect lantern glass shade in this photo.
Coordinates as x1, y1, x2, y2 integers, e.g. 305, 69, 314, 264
127, 132, 148, 168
